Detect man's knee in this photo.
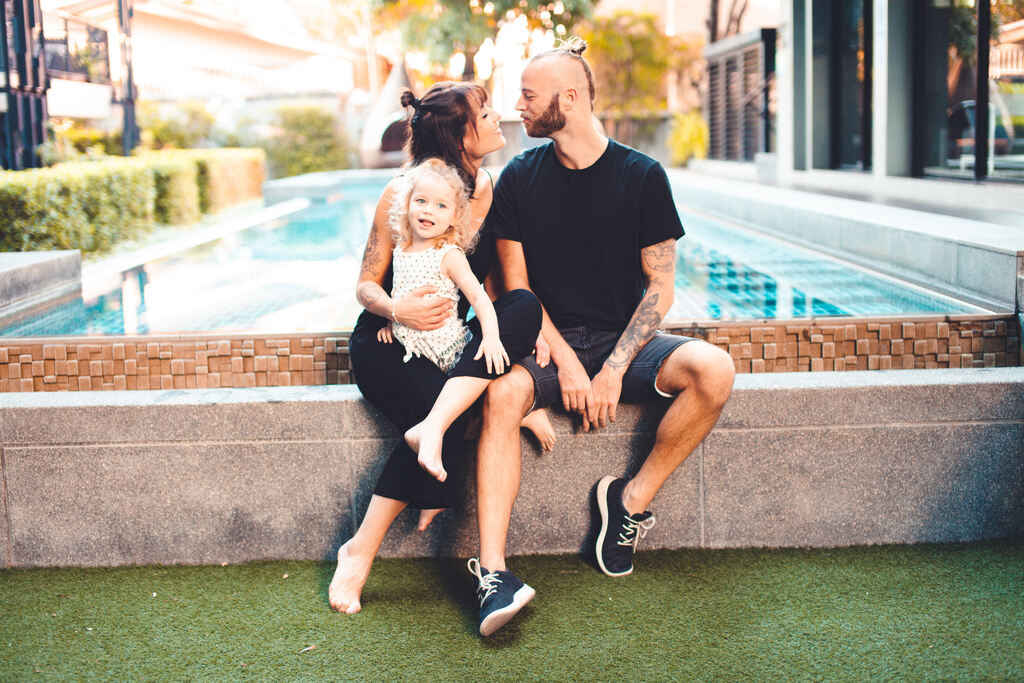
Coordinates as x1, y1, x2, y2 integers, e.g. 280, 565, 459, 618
661, 341, 735, 410
483, 366, 534, 422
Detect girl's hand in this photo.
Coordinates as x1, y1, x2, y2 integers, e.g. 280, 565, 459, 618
474, 335, 510, 375
533, 333, 550, 368
395, 285, 453, 331
377, 323, 393, 344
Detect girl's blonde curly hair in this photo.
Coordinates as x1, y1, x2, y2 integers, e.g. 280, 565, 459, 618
388, 159, 476, 252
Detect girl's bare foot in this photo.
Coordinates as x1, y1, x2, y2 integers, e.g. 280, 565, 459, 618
405, 422, 447, 482
328, 541, 373, 614
521, 409, 556, 453
417, 508, 447, 531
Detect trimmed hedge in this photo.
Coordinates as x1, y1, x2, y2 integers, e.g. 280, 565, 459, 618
0, 159, 155, 254
148, 155, 200, 226
0, 148, 266, 255
162, 149, 266, 214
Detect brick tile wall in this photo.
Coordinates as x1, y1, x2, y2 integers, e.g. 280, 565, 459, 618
0, 333, 350, 392
663, 316, 1020, 373
0, 315, 1018, 392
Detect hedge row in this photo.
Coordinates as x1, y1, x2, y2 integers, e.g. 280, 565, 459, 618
0, 148, 266, 255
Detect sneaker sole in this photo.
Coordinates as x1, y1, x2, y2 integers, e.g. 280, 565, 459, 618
479, 584, 536, 637
595, 475, 633, 577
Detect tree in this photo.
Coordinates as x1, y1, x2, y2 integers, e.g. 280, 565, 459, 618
379, 0, 594, 79
581, 12, 669, 116
992, 0, 1024, 26
707, 0, 749, 43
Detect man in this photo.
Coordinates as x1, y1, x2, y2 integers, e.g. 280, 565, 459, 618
466, 40, 736, 637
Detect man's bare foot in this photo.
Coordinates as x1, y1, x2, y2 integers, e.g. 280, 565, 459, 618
417, 508, 447, 531
405, 422, 447, 482
328, 541, 373, 614
521, 409, 556, 453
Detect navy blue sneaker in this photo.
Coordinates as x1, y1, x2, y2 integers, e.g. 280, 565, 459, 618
467, 557, 535, 636
594, 476, 656, 577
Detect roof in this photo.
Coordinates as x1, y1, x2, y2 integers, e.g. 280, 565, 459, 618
42, 0, 362, 61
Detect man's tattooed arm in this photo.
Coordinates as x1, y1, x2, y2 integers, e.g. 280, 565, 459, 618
604, 239, 677, 370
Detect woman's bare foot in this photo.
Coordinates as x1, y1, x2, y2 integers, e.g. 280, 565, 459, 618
417, 508, 447, 531
405, 422, 447, 482
521, 409, 556, 453
328, 541, 373, 614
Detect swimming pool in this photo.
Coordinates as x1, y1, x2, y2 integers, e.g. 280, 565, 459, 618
0, 179, 988, 338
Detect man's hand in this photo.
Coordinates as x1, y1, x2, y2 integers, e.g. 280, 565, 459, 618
395, 285, 453, 330
585, 365, 624, 431
557, 355, 592, 416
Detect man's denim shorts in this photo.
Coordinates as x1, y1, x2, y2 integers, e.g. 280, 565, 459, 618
516, 326, 697, 410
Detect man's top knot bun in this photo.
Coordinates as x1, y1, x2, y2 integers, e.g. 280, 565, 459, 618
561, 36, 587, 55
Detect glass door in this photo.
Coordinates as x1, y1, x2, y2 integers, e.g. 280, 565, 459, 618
918, 0, 1024, 182
832, 0, 873, 170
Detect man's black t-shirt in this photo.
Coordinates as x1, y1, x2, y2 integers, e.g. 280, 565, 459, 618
490, 139, 684, 331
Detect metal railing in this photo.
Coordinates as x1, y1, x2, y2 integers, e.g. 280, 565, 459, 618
43, 12, 110, 83
991, 45, 1024, 79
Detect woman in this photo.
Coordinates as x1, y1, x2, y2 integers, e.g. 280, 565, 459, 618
329, 82, 548, 614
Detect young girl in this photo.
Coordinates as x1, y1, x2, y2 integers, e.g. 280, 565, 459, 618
378, 159, 553, 482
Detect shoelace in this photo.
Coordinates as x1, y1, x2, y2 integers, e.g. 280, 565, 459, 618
617, 514, 656, 548
466, 557, 502, 605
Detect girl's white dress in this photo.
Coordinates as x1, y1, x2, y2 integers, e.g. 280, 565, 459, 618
391, 242, 472, 373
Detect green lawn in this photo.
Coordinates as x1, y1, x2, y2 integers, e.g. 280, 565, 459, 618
3, 542, 1023, 681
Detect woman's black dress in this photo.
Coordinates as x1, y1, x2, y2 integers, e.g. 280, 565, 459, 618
348, 226, 541, 508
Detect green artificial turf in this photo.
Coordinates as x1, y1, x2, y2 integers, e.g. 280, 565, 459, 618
2, 542, 1023, 681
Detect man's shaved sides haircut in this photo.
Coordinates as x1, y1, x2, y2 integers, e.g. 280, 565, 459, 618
529, 36, 596, 107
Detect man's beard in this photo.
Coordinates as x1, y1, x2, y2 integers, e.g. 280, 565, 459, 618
524, 96, 566, 138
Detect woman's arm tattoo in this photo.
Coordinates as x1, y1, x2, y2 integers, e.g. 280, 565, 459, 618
360, 223, 384, 278
356, 282, 385, 309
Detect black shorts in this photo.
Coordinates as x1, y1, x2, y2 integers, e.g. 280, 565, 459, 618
517, 326, 696, 411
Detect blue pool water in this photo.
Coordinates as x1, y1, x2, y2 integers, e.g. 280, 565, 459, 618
0, 180, 985, 338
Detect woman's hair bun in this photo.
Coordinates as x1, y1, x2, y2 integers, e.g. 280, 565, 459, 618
400, 90, 420, 109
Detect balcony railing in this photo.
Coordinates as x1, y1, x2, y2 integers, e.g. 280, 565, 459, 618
43, 13, 110, 83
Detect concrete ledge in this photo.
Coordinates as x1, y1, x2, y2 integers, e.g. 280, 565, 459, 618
1, 368, 1022, 567
0, 251, 81, 328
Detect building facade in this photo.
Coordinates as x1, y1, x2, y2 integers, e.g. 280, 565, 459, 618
775, 0, 1024, 184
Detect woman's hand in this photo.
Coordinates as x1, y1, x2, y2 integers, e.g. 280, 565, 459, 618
533, 334, 550, 368
377, 322, 394, 344
474, 335, 510, 375
395, 285, 453, 331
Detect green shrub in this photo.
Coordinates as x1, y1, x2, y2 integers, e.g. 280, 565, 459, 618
0, 159, 155, 254
138, 100, 215, 150
61, 126, 123, 156
148, 155, 201, 225
668, 110, 709, 166
262, 105, 351, 179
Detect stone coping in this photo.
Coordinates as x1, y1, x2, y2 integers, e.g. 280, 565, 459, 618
674, 169, 1024, 254
2, 366, 1020, 411
670, 169, 1024, 311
